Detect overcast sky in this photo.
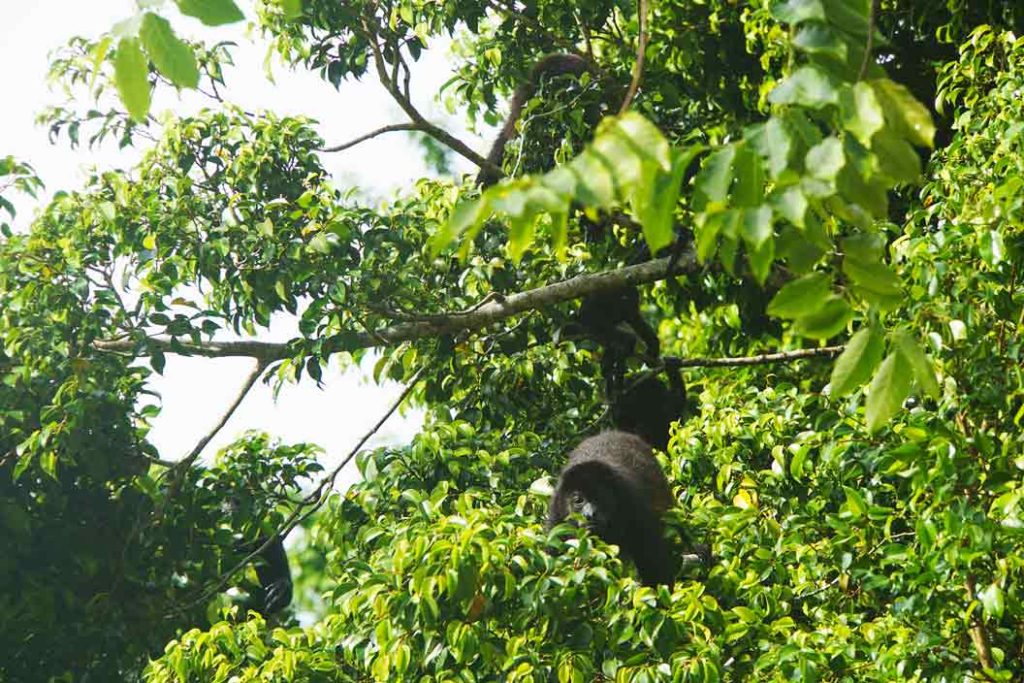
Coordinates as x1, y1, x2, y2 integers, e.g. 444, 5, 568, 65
0, 1, 486, 487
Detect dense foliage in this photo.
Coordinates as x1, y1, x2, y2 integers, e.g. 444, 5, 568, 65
2, 0, 1024, 681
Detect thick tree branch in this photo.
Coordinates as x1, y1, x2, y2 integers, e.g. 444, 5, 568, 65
665, 346, 843, 369
321, 123, 422, 153
97, 254, 692, 359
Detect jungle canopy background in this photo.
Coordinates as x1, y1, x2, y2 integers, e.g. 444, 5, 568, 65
2, 0, 1024, 681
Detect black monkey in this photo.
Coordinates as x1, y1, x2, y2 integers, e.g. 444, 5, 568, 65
611, 364, 690, 452
548, 431, 677, 585
576, 284, 661, 397
477, 53, 593, 188
245, 535, 293, 615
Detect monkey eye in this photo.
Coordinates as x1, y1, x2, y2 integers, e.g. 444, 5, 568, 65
569, 491, 585, 508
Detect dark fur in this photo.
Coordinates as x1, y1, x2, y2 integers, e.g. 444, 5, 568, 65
548, 431, 677, 585
577, 284, 661, 397
476, 53, 592, 187
611, 365, 689, 452
242, 535, 293, 614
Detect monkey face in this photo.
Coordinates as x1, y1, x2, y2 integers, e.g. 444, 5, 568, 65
565, 483, 620, 543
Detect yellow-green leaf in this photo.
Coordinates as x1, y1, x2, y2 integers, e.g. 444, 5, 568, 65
114, 37, 151, 122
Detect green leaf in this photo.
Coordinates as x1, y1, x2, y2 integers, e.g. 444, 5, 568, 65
792, 295, 851, 339
806, 137, 845, 181
842, 486, 867, 519
140, 13, 199, 89
767, 272, 831, 319
865, 351, 913, 432
869, 78, 936, 148
733, 144, 765, 208
89, 36, 113, 91
280, 0, 303, 19
631, 146, 702, 253
892, 328, 940, 399
771, 185, 808, 228
175, 0, 244, 25
748, 117, 793, 179
740, 206, 773, 250
694, 145, 737, 210
871, 129, 922, 183
839, 82, 884, 145
793, 23, 847, 61
769, 65, 839, 110
822, 0, 870, 37
830, 323, 884, 397
114, 37, 152, 122
978, 583, 1005, 620
771, 0, 825, 24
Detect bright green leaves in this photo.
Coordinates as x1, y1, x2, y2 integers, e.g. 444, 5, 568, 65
109, 11, 209, 121
175, 0, 245, 26
839, 82, 884, 146
865, 349, 913, 432
829, 323, 884, 397
830, 324, 939, 431
769, 65, 839, 109
114, 38, 151, 122
869, 79, 936, 149
432, 113, 697, 261
140, 14, 199, 89
766, 272, 831, 318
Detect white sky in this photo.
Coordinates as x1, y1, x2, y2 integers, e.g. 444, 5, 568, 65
0, 1, 488, 488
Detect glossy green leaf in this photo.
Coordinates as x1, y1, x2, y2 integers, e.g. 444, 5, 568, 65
839, 82, 884, 145
114, 37, 151, 122
978, 582, 1005, 620
767, 272, 831, 319
870, 78, 936, 148
769, 65, 839, 110
866, 351, 913, 432
793, 23, 847, 61
140, 13, 199, 89
872, 129, 922, 183
175, 0, 244, 25
771, 0, 825, 24
830, 323, 884, 396
694, 145, 737, 210
792, 295, 851, 339
806, 137, 845, 181
892, 328, 940, 399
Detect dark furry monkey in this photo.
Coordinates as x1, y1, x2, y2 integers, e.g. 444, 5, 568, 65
548, 431, 677, 585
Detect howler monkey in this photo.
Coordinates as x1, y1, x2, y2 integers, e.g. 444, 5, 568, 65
576, 284, 661, 395
244, 535, 293, 615
548, 431, 677, 585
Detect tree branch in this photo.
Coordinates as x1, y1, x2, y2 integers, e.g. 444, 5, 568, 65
361, 18, 497, 174
97, 254, 694, 359
965, 575, 996, 672
665, 346, 843, 369
175, 365, 426, 615
618, 0, 649, 114
320, 123, 423, 153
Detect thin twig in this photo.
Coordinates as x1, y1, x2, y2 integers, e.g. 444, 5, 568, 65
321, 123, 422, 153
618, 0, 649, 114
174, 365, 426, 615
177, 359, 266, 469
665, 346, 843, 369
857, 0, 876, 80
361, 17, 496, 174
